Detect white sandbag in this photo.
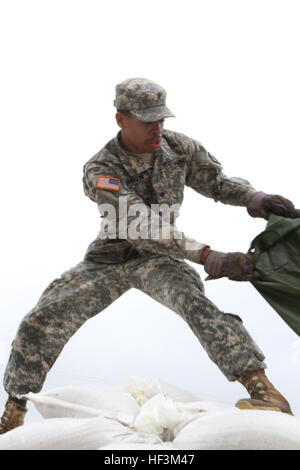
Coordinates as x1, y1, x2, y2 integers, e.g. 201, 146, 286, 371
175, 400, 234, 414
98, 442, 178, 450
117, 376, 199, 405
132, 396, 235, 442
4, 376, 299, 450
0, 416, 161, 450
173, 409, 300, 450
27, 394, 120, 423
27, 385, 139, 425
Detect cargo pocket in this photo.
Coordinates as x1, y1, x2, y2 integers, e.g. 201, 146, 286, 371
224, 313, 266, 362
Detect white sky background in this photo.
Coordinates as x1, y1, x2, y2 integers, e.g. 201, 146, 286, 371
1, 0, 300, 422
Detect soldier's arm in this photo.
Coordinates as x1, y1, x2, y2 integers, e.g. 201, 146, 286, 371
83, 161, 209, 263
185, 139, 257, 207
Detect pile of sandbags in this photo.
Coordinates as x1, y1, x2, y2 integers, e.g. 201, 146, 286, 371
0, 377, 299, 450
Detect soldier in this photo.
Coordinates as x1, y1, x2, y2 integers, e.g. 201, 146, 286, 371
0, 78, 296, 434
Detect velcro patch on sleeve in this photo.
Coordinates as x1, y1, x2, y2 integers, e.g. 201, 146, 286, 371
208, 152, 221, 165
96, 175, 120, 191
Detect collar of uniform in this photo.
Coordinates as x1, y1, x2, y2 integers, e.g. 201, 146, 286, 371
159, 136, 180, 164
114, 132, 154, 176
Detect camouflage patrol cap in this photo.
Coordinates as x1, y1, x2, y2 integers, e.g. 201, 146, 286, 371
114, 78, 175, 122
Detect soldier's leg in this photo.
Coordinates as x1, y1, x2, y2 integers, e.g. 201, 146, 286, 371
3, 260, 130, 398
127, 254, 265, 381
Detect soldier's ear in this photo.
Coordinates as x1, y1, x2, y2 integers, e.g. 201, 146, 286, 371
116, 112, 129, 129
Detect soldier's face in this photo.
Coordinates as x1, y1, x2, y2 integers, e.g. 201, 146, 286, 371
116, 113, 164, 154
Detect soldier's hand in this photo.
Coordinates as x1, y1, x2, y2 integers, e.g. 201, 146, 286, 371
247, 191, 296, 220
203, 250, 256, 282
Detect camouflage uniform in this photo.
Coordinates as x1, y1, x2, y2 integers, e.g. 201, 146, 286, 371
3, 78, 266, 398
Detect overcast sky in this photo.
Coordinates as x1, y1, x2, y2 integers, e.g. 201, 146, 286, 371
1, 0, 300, 422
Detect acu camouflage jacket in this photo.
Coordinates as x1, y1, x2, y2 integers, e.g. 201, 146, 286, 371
83, 130, 257, 264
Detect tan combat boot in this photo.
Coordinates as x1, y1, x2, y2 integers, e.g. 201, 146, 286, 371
235, 369, 293, 415
0, 396, 27, 434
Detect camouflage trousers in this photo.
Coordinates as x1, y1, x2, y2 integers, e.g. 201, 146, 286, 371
3, 253, 266, 397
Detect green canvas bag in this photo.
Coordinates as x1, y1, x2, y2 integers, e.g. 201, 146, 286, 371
249, 209, 300, 336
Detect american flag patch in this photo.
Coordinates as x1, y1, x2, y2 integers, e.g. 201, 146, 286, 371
96, 175, 120, 191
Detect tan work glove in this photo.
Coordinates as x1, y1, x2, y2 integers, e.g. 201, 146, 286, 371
200, 248, 255, 282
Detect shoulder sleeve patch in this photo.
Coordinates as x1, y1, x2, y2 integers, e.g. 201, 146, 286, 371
96, 175, 120, 191
208, 153, 221, 165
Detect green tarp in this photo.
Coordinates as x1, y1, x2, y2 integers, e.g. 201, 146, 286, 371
249, 209, 300, 336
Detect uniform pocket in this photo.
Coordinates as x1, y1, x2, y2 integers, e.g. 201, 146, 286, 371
224, 313, 266, 362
